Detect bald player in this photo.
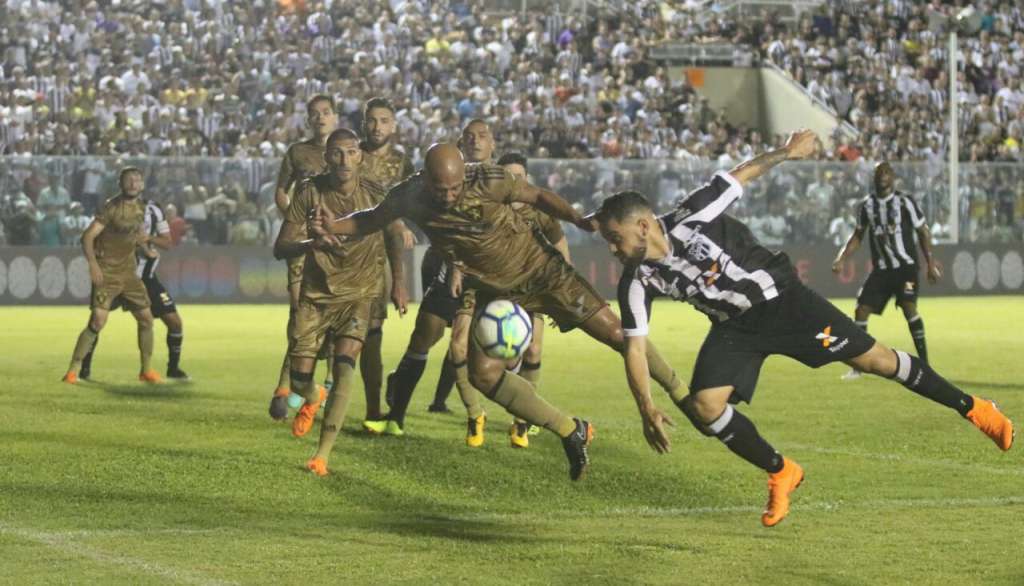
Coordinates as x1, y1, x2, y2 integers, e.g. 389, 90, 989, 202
312, 143, 684, 481
358, 97, 417, 423
274, 128, 408, 477
269, 94, 336, 421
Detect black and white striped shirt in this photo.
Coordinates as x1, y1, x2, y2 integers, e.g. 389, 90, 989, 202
618, 172, 798, 333
855, 191, 926, 270
136, 200, 170, 279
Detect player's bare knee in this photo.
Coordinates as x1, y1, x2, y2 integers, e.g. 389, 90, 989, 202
850, 343, 897, 377
690, 389, 730, 423
136, 313, 154, 329
163, 312, 183, 332
410, 315, 444, 353
854, 305, 873, 321
89, 311, 108, 331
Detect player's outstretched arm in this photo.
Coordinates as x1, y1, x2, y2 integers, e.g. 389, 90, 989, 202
832, 229, 863, 274
624, 335, 675, 454
729, 129, 818, 187
514, 183, 593, 232
315, 204, 394, 239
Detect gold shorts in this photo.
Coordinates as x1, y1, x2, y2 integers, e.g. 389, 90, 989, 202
91, 273, 150, 312
287, 256, 305, 287
458, 254, 606, 332
291, 298, 371, 358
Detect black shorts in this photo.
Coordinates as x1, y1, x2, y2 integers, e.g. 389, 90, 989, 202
857, 266, 920, 315
690, 283, 875, 404
418, 247, 459, 325
112, 275, 178, 318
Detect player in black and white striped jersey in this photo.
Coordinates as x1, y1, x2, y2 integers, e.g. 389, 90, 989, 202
593, 130, 1013, 528
832, 162, 941, 379
80, 199, 189, 381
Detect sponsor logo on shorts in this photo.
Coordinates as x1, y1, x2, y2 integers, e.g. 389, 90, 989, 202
817, 325, 850, 352
904, 281, 915, 293
816, 326, 838, 347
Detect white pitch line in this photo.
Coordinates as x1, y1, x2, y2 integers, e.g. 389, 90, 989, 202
456, 495, 1024, 522
0, 523, 237, 586
780, 442, 1024, 477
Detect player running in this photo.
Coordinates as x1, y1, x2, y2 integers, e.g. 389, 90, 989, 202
273, 128, 408, 477
268, 95, 336, 421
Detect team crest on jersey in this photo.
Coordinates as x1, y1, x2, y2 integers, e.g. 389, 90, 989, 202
686, 236, 713, 262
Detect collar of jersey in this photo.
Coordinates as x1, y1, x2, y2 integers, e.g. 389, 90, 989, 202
876, 191, 896, 203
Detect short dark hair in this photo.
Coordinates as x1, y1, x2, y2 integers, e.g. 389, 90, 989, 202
326, 128, 361, 147
118, 166, 143, 185
462, 118, 488, 132
594, 191, 652, 225
306, 94, 335, 115
363, 97, 395, 118
497, 152, 527, 172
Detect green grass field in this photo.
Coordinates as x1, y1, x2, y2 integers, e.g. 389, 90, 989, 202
1, 298, 1023, 585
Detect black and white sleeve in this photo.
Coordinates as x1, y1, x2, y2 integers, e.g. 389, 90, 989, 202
676, 171, 744, 225
617, 269, 653, 338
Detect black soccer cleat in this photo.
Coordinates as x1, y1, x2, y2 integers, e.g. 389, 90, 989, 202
79, 368, 91, 381
427, 402, 453, 414
561, 418, 594, 481
167, 368, 190, 381
269, 395, 289, 421
384, 372, 397, 410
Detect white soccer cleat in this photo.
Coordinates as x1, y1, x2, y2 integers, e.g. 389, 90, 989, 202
841, 368, 862, 381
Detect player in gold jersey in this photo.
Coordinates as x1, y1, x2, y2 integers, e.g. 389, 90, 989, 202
62, 167, 162, 384
358, 97, 416, 424
268, 95, 336, 421
274, 128, 408, 477
313, 143, 683, 481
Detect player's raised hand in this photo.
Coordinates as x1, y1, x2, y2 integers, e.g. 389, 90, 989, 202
784, 129, 819, 160
308, 204, 330, 238
640, 406, 675, 454
576, 212, 599, 232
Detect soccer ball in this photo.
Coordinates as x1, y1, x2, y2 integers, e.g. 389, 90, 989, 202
474, 300, 533, 361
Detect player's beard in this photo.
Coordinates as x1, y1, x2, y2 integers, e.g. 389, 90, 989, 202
619, 243, 647, 266
367, 133, 392, 151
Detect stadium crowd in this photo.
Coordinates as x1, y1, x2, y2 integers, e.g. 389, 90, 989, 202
0, 0, 1021, 245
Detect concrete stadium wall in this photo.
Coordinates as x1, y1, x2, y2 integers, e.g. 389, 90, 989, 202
671, 67, 765, 135
671, 66, 846, 147
1, 244, 1021, 306
758, 67, 845, 146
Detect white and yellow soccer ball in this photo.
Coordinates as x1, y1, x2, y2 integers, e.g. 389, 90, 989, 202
474, 300, 533, 360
